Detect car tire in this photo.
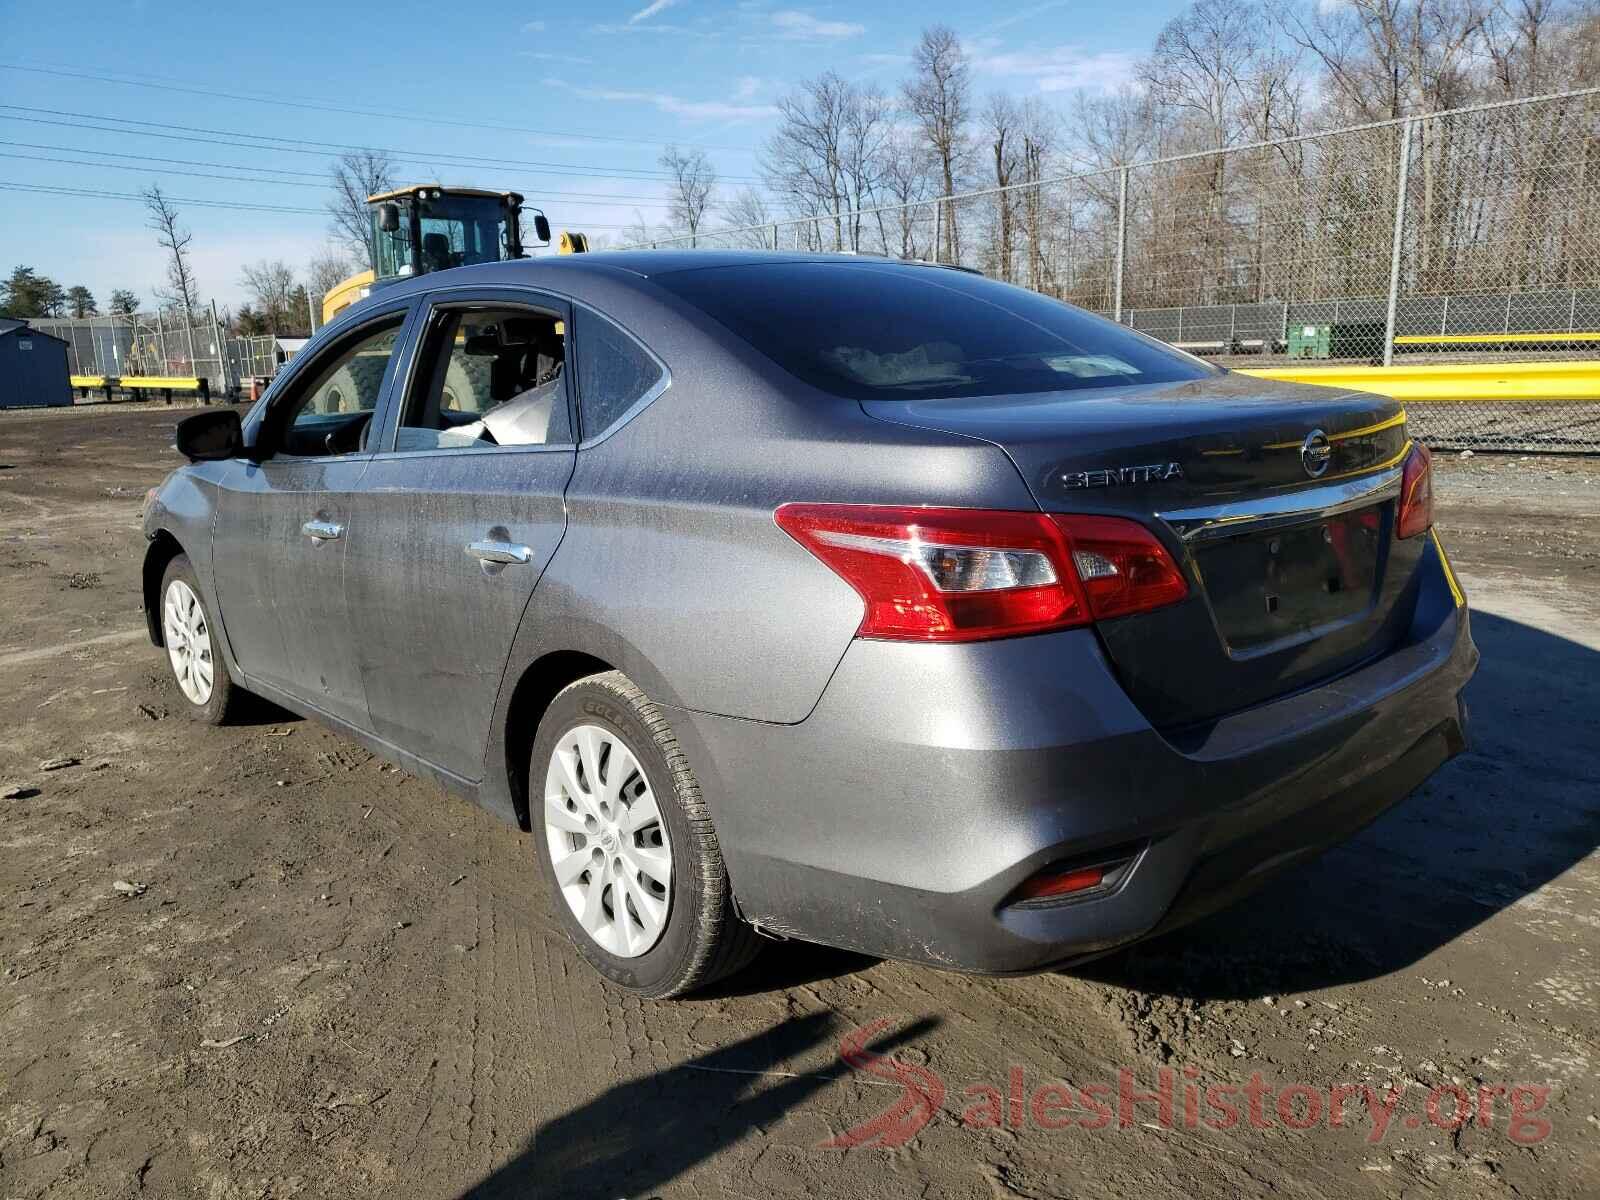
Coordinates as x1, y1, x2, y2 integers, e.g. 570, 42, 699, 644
159, 555, 245, 726
531, 671, 761, 998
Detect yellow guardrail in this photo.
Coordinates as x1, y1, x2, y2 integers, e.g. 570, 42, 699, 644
120, 375, 203, 390
1236, 360, 1600, 402
1396, 331, 1600, 346
70, 374, 107, 389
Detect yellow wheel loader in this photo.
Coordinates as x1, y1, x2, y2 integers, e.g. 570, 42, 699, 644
321, 186, 553, 325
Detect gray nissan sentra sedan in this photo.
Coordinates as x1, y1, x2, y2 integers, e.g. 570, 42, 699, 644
142, 252, 1477, 998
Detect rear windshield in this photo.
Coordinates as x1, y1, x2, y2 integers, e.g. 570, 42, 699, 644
653, 262, 1215, 401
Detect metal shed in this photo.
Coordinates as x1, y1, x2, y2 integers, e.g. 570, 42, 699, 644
0, 319, 72, 409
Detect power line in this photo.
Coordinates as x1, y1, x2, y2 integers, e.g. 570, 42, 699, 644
0, 139, 326, 178
0, 181, 648, 228
0, 62, 763, 155
0, 181, 324, 214
0, 145, 685, 208
0, 105, 768, 184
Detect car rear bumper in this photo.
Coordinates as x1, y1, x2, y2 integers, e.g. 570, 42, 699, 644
666, 538, 1478, 974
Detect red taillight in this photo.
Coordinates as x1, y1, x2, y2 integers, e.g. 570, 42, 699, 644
773, 504, 1188, 642
1013, 865, 1106, 902
1061, 514, 1192, 620
1397, 442, 1433, 539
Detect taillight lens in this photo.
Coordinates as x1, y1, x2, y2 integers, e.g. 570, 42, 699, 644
774, 504, 1188, 642
1397, 442, 1433, 539
1063, 514, 1192, 620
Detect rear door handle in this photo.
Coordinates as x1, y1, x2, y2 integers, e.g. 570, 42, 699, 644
466, 540, 533, 565
302, 519, 344, 542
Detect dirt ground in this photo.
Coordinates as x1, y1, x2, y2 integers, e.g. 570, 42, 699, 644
2, 404, 1596, 1200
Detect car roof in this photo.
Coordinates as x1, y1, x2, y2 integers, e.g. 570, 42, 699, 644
417, 250, 969, 286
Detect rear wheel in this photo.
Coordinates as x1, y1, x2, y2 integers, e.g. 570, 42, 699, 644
160, 555, 245, 725
531, 671, 760, 998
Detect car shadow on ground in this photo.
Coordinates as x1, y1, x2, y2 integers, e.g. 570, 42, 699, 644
230, 692, 303, 727
457, 1012, 938, 1199
697, 940, 879, 999
1077, 610, 1600, 1000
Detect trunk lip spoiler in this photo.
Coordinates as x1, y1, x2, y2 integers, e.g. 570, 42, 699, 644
1157, 465, 1403, 545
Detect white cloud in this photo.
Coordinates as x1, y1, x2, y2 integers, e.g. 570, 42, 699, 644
733, 75, 762, 99
590, 19, 716, 37
521, 19, 546, 31
629, 0, 679, 23
770, 9, 865, 39
519, 50, 596, 64
978, 0, 1070, 34
544, 77, 778, 122
973, 45, 1141, 95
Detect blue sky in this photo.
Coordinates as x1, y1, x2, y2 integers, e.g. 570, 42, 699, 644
0, 0, 1176, 310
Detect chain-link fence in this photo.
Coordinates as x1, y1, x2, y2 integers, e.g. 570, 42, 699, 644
1404, 401, 1600, 453
31, 308, 285, 400
630, 87, 1600, 377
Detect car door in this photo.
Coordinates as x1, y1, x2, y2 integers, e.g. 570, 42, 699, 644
344, 289, 577, 778
211, 305, 415, 728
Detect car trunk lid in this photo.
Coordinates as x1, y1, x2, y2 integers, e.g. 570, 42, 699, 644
862, 372, 1418, 728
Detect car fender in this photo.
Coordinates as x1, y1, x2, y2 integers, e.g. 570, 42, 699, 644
142, 462, 244, 681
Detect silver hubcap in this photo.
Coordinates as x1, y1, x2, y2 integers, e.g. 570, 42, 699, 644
543, 724, 672, 958
162, 579, 214, 706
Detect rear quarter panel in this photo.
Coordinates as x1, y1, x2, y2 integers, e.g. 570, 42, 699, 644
499, 269, 1041, 725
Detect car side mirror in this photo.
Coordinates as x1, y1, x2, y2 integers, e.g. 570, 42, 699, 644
531, 212, 551, 244
378, 202, 401, 233
175, 408, 244, 462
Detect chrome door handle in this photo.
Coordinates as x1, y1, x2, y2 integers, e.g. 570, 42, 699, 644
302, 519, 344, 542
466, 540, 533, 565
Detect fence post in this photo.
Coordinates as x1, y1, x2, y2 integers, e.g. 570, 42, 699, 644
771, 223, 779, 250
155, 310, 167, 376
1113, 165, 1129, 323
210, 300, 229, 400
306, 289, 317, 334
933, 201, 943, 265
1382, 117, 1415, 367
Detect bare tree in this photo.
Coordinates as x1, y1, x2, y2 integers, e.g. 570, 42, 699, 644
143, 184, 200, 319
1279, 0, 1490, 121
764, 72, 854, 247
306, 249, 357, 311
721, 188, 775, 247
622, 209, 657, 246
762, 72, 893, 251
1015, 99, 1060, 292
239, 260, 299, 333
879, 129, 941, 260
903, 25, 972, 262
329, 150, 395, 268
983, 93, 1023, 281
660, 145, 717, 240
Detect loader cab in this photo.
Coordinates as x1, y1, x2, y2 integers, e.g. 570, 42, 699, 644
368, 186, 551, 285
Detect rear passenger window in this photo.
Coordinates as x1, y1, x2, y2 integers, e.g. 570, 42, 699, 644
394, 305, 572, 452
575, 311, 665, 441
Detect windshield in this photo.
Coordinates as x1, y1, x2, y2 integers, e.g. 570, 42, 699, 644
653, 262, 1216, 401
417, 195, 511, 271
371, 195, 514, 279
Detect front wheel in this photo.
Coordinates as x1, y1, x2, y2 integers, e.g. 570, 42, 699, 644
531, 671, 760, 998
159, 555, 245, 725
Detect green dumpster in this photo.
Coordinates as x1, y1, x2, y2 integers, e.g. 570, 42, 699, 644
1288, 323, 1332, 359
1288, 321, 1386, 360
